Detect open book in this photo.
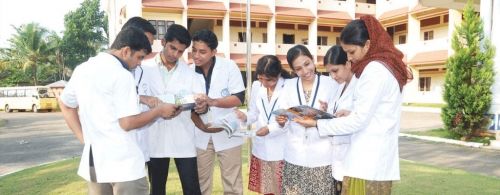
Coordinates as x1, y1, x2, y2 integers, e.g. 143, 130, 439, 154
271, 105, 334, 120
208, 112, 254, 137
157, 94, 196, 111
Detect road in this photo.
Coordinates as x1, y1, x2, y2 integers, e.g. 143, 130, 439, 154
1, 111, 499, 178
400, 136, 500, 178
0, 112, 82, 176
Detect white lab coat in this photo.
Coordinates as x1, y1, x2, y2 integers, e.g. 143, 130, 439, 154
246, 78, 287, 161
317, 61, 402, 181
276, 74, 339, 168
193, 56, 246, 152
137, 55, 205, 158
60, 52, 145, 183
328, 77, 357, 181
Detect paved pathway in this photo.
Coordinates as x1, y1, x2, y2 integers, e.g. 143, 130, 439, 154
1, 109, 499, 179
0, 112, 81, 176
399, 136, 500, 178
399, 109, 500, 178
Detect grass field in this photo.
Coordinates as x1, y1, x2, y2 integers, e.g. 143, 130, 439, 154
1, 146, 500, 195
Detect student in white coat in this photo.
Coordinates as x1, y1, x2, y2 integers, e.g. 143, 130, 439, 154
137, 24, 204, 195
274, 45, 339, 194
323, 45, 357, 195
59, 27, 178, 195
294, 15, 412, 194
120, 16, 158, 165
234, 55, 291, 194
190, 29, 246, 195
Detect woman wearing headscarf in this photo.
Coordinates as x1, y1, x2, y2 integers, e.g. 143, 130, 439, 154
294, 15, 412, 195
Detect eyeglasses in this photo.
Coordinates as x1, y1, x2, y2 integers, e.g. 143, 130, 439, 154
135, 66, 143, 94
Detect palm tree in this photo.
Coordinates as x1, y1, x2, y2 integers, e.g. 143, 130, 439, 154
6, 23, 54, 85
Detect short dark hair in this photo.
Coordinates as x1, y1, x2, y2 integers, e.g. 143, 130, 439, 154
110, 27, 152, 54
164, 24, 191, 47
286, 45, 313, 70
340, 19, 369, 47
324, 45, 348, 66
192, 29, 218, 50
122, 17, 157, 35
256, 55, 291, 79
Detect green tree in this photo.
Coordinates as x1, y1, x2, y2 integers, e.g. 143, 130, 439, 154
442, 0, 495, 138
61, 0, 108, 70
3, 23, 56, 86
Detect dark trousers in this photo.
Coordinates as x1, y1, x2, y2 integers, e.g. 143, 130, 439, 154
147, 157, 202, 195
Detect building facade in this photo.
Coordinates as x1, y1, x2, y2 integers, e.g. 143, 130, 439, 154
103, 0, 494, 107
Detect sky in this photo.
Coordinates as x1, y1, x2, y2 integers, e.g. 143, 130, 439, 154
0, 0, 85, 48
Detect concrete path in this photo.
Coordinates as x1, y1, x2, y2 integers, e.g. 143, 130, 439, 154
0, 108, 499, 179
399, 136, 500, 178
0, 112, 82, 176
399, 109, 500, 178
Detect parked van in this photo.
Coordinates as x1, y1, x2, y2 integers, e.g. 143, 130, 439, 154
0, 86, 58, 112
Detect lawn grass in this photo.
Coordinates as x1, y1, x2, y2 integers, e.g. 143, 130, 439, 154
408, 128, 494, 145
2, 147, 500, 194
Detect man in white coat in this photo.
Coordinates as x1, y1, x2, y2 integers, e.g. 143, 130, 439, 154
59, 27, 178, 195
191, 29, 246, 195
137, 24, 204, 195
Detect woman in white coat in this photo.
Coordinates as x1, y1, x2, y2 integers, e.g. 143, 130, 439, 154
275, 45, 339, 194
323, 45, 357, 195
294, 15, 412, 194
235, 55, 291, 194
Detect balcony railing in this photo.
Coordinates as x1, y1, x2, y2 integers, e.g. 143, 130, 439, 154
355, 2, 376, 15
411, 38, 449, 54
317, 45, 330, 56
230, 42, 274, 55
317, 0, 351, 12
275, 0, 308, 8
276, 44, 296, 55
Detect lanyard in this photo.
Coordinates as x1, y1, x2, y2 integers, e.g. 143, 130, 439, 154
135, 66, 143, 94
261, 97, 279, 124
333, 82, 349, 113
296, 74, 320, 107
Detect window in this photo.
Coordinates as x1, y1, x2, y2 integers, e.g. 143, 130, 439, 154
26, 89, 36, 97
262, 33, 267, 43
419, 77, 431, 91
424, 31, 434, 41
302, 38, 308, 45
7, 90, 16, 97
17, 89, 25, 97
283, 34, 295, 44
398, 35, 406, 44
149, 20, 175, 40
317, 36, 328, 46
238, 32, 253, 42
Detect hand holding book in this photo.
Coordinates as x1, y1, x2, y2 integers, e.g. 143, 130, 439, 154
271, 105, 334, 128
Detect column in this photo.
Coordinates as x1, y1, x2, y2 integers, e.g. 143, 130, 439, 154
448, 9, 462, 56
489, 0, 500, 134
181, 0, 188, 62
268, 16, 276, 55
309, 19, 318, 64
223, 11, 231, 59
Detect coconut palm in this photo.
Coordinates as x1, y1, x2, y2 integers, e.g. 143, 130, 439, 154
6, 23, 55, 85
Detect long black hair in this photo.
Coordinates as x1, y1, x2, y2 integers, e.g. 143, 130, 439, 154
286, 45, 314, 70
256, 55, 291, 79
324, 45, 348, 66
340, 19, 369, 47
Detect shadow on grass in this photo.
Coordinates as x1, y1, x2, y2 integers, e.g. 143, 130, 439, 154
2, 146, 499, 195
393, 160, 500, 194
0, 157, 86, 195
